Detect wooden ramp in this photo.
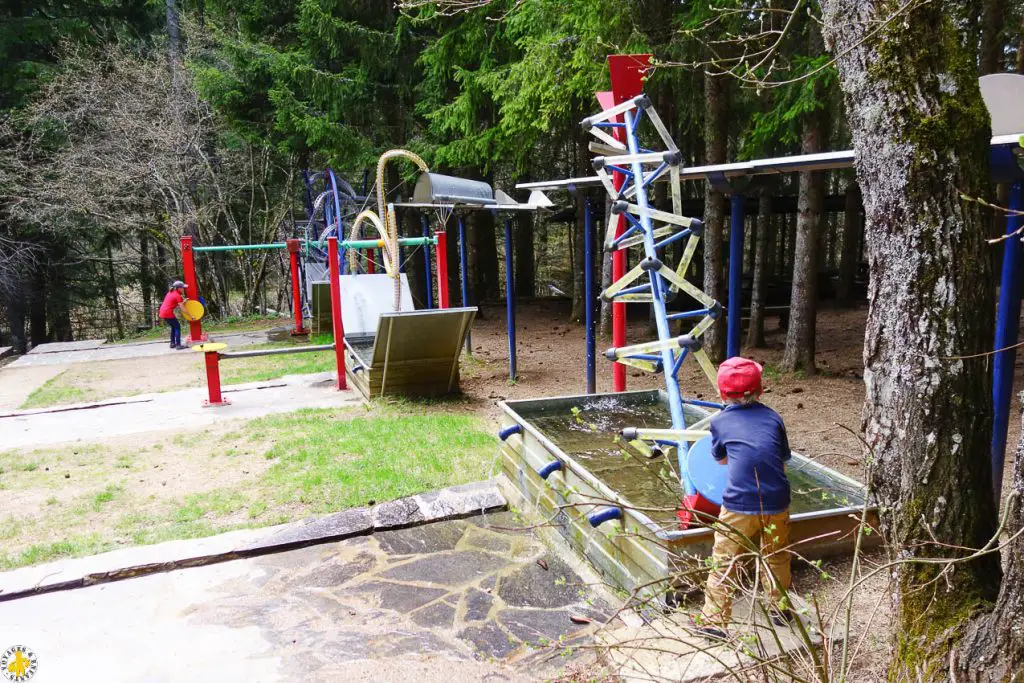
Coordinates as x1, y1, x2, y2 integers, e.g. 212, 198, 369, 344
344, 307, 477, 398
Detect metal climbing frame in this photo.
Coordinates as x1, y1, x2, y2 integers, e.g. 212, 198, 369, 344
585, 94, 723, 515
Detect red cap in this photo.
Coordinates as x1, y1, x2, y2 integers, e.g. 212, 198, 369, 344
717, 357, 763, 398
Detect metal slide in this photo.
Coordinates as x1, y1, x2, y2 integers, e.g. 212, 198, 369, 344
324, 273, 475, 398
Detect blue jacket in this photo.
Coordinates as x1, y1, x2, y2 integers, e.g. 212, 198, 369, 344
710, 402, 791, 515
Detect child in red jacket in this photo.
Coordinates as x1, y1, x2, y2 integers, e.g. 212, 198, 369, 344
158, 281, 189, 349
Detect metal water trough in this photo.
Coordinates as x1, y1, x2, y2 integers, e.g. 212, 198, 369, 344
496, 389, 879, 602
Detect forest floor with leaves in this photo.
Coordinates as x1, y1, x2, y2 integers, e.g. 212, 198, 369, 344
4, 299, 1017, 679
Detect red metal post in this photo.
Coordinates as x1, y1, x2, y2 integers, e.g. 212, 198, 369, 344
327, 236, 347, 390
367, 248, 376, 274
436, 231, 450, 309
287, 240, 309, 335
203, 350, 228, 406
605, 54, 651, 392
180, 236, 206, 343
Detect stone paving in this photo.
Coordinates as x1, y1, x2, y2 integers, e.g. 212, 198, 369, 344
6, 329, 278, 368
0, 510, 612, 682
25, 339, 107, 354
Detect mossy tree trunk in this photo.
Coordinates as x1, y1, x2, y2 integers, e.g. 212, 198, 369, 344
835, 181, 861, 307
955, 402, 1024, 677
821, 1, 1002, 678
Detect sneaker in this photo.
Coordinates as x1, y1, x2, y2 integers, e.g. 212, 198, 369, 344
695, 625, 728, 640
175, 344, 188, 350
689, 614, 728, 641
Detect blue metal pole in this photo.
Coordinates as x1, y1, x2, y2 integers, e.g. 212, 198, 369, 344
623, 108, 690, 490
585, 198, 596, 394
992, 182, 1023, 500
421, 214, 433, 309
458, 215, 472, 355
504, 218, 517, 381
727, 193, 745, 359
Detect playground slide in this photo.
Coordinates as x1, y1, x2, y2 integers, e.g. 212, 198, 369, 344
344, 307, 477, 398
308, 273, 475, 398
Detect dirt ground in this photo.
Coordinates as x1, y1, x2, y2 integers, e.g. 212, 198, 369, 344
5, 300, 1020, 679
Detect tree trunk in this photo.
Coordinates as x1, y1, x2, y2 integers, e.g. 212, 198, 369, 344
599, 200, 613, 338
48, 241, 73, 342
979, 0, 1007, 74
107, 243, 124, 338
781, 67, 826, 374
956, 406, 1024, 678
534, 215, 548, 299
470, 204, 499, 304
702, 73, 729, 362
1019, 13, 1024, 74
166, 0, 183, 79
822, 1, 1002, 677
28, 262, 47, 346
4, 274, 27, 353
836, 181, 862, 307
515, 212, 535, 299
956, 9, 1024, 675
746, 189, 772, 348
140, 231, 153, 326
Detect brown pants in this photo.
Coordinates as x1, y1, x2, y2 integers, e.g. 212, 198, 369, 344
701, 507, 792, 626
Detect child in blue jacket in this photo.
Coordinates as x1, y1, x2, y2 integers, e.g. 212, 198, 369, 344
697, 356, 793, 639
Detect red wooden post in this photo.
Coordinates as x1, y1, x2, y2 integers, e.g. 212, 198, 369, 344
605, 53, 651, 392
327, 236, 347, 390
180, 236, 206, 343
203, 350, 228, 406
287, 239, 308, 335
436, 231, 450, 308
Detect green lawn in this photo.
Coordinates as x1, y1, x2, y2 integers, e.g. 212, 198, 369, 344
218, 335, 337, 385
0, 403, 497, 569
19, 379, 92, 409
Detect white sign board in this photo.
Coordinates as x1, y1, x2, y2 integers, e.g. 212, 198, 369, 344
980, 73, 1024, 137
339, 273, 415, 336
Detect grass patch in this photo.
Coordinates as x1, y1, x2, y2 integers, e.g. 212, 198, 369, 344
20, 371, 91, 409
258, 408, 494, 512
92, 485, 120, 511
0, 535, 108, 570
220, 348, 337, 385
0, 404, 496, 569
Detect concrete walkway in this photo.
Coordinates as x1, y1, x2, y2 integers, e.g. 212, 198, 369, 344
0, 508, 610, 683
0, 372, 360, 449
7, 329, 281, 368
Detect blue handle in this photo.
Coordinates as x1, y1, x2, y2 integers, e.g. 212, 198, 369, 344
536, 460, 563, 479
587, 507, 623, 528
497, 424, 522, 441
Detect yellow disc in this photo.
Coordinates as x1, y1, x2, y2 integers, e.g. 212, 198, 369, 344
192, 342, 227, 353
183, 299, 205, 321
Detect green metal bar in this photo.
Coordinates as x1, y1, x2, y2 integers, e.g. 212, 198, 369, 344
192, 236, 436, 255
309, 236, 437, 250
193, 243, 288, 253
